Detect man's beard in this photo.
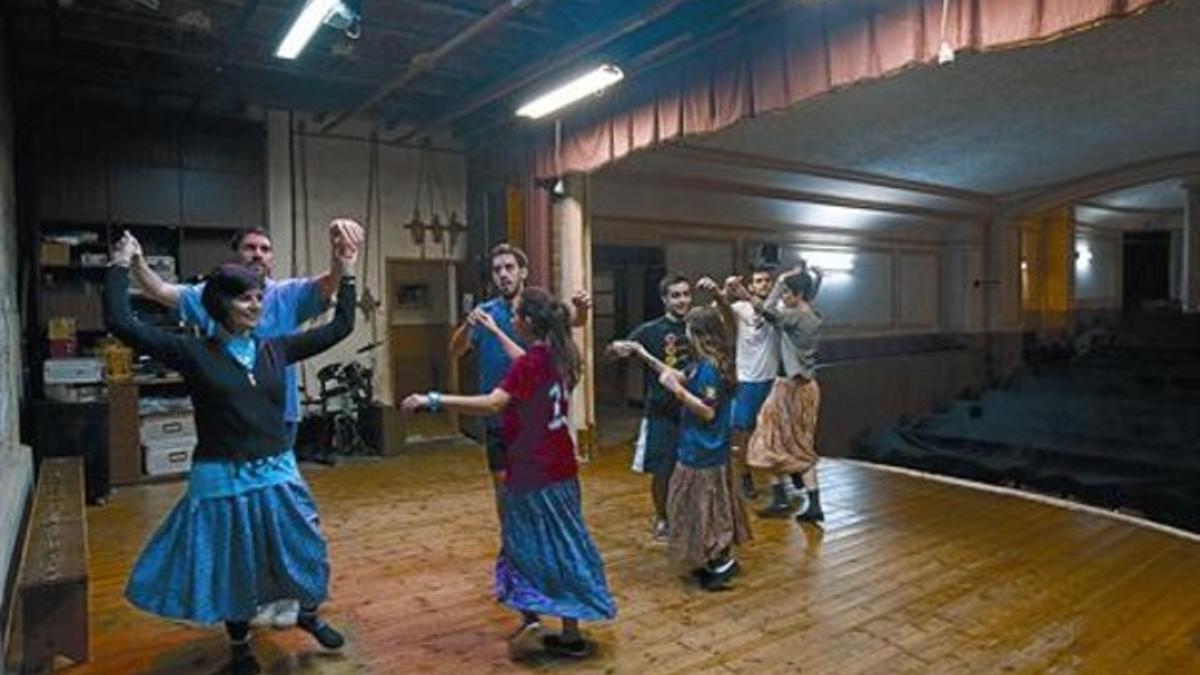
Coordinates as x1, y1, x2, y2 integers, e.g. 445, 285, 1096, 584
499, 282, 521, 300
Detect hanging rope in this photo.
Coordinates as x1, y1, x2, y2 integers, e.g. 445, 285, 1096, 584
938, 0, 955, 64
297, 121, 313, 396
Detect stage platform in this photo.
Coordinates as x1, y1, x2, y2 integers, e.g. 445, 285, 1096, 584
65, 439, 1200, 674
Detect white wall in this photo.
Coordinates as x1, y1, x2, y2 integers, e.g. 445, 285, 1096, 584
265, 115, 467, 404
0, 25, 34, 663
1074, 229, 1122, 309
590, 171, 988, 338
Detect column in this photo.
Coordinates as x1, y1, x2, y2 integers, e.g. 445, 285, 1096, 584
1182, 180, 1200, 313
264, 109, 295, 278
552, 173, 597, 459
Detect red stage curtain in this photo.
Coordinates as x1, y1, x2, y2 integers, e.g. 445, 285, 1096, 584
531, 0, 1166, 179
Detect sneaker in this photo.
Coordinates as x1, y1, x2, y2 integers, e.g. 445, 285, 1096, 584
651, 520, 669, 543
297, 614, 345, 650
507, 621, 543, 660
542, 634, 596, 659
249, 604, 275, 629
271, 600, 299, 629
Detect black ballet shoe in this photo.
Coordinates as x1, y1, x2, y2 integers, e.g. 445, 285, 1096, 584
795, 506, 825, 525
228, 644, 261, 675
542, 634, 597, 659
297, 614, 345, 650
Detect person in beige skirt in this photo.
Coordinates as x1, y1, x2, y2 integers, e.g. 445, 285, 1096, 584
611, 306, 752, 590
727, 265, 825, 524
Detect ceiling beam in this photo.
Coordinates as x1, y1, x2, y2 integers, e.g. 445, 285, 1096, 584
604, 169, 984, 223
320, 0, 543, 133
1076, 202, 1181, 217
399, 0, 691, 142
670, 145, 995, 209
393, 0, 555, 37
1000, 152, 1200, 219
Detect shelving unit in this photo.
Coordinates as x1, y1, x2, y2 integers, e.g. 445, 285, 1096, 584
25, 107, 266, 486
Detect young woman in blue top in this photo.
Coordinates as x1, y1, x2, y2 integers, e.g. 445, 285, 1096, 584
105, 233, 358, 675
612, 306, 752, 591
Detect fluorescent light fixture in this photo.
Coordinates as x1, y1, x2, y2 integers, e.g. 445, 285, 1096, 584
802, 250, 856, 274
276, 0, 342, 60
516, 65, 624, 119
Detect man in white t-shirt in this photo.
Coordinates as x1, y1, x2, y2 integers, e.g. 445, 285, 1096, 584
721, 266, 780, 499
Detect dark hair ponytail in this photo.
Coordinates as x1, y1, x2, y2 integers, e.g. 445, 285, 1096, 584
517, 287, 582, 390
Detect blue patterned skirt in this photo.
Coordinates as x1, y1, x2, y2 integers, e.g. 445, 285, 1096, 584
125, 453, 329, 625
495, 478, 617, 622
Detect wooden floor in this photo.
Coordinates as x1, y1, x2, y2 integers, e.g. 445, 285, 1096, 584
65, 438, 1200, 674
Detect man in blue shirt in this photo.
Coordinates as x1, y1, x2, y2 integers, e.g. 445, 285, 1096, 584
450, 243, 590, 494
127, 221, 364, 448
122, 219, 363, 629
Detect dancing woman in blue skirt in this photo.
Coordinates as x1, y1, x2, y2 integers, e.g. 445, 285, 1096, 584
104, 233, 357, 675
404, 288, 616, 660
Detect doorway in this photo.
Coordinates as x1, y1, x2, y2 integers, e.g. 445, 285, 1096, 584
386, 259, 457, 437
1122, 231, 1171, 312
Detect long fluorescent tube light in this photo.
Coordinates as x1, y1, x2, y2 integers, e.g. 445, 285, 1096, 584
276, 0, 342, 60
516, 65, 625, 119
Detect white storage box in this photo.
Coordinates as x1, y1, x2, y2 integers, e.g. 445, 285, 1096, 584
141, 412, 197, 444
44, 358, 105, 384
144, 440, 194, 476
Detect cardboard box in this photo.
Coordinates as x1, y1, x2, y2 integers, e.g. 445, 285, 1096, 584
48, 338, 78, 358
44, 358, 105, 384
80, 252, 109, 267
144, 440, 195, 476
140, 412, 196, 444
40, 241, 70, 266
48, 317, 76, 340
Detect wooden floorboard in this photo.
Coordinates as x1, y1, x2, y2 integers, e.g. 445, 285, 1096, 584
59, 439, 1200, 674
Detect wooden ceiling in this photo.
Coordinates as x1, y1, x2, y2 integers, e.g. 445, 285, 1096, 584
5, 0, 782, 143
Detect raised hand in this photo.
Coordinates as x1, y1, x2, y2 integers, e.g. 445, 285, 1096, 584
329, 218, 365, 251
333, 238, 359, 276
401, 393, 429, 414
110, 230, 138, 267
726, 278, 752, 302
470, 307, 499, 334
607, 340, 639, 359
571, 290, 593, 314
696, 276, 720, 294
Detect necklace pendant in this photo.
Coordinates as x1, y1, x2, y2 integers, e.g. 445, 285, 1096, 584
247, 373, 257, 387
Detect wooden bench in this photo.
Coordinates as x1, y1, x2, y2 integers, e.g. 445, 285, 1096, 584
12, 457, 89, 673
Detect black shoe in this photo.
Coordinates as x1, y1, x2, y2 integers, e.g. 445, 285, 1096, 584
297, 614, 345, 650
229, 646, 261, 675
542, 634, 596, 659
700, 560, 741, 591
795, 506, 825, 524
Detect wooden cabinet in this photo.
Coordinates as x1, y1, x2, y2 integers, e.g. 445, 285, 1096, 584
107, 382, 141, 487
